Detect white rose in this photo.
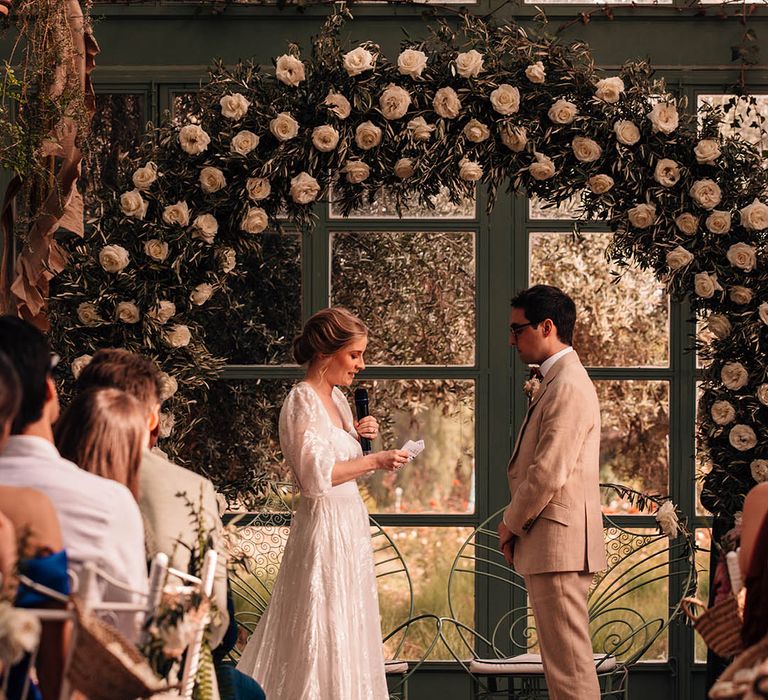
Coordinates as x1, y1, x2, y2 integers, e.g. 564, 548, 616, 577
433, 87, 461, 119
690, 179, 722, 210
694, 139, 721, 165
758, 384, 768, 406
149, 300, 176, 324
500, 125, 527, 152
132, 162, 157, 190
275, 54, 305, 87
730, 286, 753, 305
162, 201, 190, 227
115, 301, 140, 324
675, 213, 699, 236
529, 152, 555, 181
647, 102, 679, 135
595, 76, 625, 104
165, 324, 192, 348
343, 46, 376, 77
711, 400, 736, 425
219, 248, 236, 274
407, 116, 435, 142
99, 245, 130, 273
463, 119, 490, 143
144, 239, 169, 262
158, 411, 176, 439
655, 500, 680, 539
342, 160, 370, 184
394, 158, 414, 179
119, 189, 148, 220
760, 302, 768, 326
727, 242, 757, 272
219, 93, 250, 121
751, 459, 768, 483
627, 203, 656, 229
455, 49, 484, 78
666, 245, 694, 270
312, 125, 340, 152
587, 174, 614, 195
324, 92, 352, 120
245, 177, 271, 201
379, 84, 411, 120
525, 61, 546, 84
730, 424, 757, 451
199, 167, 226, 194
654, 159, 681, 188
707, 314, 732, 340
706, 210, 731, 235
230, 130, 259, 156
190, 283, 214, 306
191, 214, 218, 244
290, 172, 321, 205
571, 136, 602, 163
721, 361, 749, 390
740, 198, 768, 231
71, 354, 92, 380
490, 84, 520, 116
548, 99, 578, 125
241, 207, 269, 234
694, 272, 721, 299
158, 372, 178, 401
614, 120, 641, 146
270, 112, 300, 142
459, 157, 483, 182
178, 124, 210, 155
77, 302, 102, 326
398, 49, 427, 79
355, 121, 382, 150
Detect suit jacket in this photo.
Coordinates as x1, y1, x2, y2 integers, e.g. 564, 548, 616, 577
139, 449, 230, 648
503, 351, 606, 576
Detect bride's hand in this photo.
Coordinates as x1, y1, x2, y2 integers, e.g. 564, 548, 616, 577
355, 416, 379, 441
371, 449, 409, 472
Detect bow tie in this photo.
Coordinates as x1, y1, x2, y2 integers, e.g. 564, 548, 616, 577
529, 366, 543, 380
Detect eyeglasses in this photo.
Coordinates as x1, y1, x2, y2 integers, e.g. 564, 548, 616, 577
509, 322, 535, 338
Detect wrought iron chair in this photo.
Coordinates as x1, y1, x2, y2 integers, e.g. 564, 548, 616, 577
439, 484, 698, 699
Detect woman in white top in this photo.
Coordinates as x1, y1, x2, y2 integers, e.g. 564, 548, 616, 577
237, 308, 409, 700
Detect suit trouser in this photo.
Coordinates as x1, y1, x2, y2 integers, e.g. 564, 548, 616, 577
523, 570, 600, 700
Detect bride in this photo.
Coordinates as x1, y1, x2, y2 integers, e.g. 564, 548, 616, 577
237, 307, 409, 699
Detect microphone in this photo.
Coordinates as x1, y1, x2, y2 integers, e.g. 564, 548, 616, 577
354, 388, 373, 455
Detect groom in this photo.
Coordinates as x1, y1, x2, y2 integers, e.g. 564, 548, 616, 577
498, 285, 606, 700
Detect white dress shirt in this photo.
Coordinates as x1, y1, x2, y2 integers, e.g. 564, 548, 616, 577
0, 436, 148, 639
539, 346, 574, 378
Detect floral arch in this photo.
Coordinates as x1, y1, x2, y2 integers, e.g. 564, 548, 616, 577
49, 6, 768, 520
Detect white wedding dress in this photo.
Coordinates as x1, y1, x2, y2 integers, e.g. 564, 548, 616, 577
237, 382, 388, 700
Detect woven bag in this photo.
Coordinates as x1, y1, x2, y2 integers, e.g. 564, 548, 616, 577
682, 594, 744, 659
708, 634, 768, 700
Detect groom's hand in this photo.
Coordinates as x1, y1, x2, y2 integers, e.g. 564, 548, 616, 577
497, 521, 515, 567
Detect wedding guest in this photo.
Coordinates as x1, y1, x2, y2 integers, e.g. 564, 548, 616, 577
0, 350, 19, 450
0, 316, 148, 642
739, 482, 768, 646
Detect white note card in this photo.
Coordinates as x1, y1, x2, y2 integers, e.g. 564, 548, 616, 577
401, 439, 425, 462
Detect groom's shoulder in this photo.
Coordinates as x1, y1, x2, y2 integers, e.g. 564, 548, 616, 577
140, 448, 213, 491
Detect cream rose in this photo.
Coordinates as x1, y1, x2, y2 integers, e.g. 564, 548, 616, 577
758, 384, 768, 406
707, 314, 732, 340
99, 245, 130, 273
220, 93, 250, 120
647, 102, 679, 135
71, 355, 92, 380
456, 49, 484, 78
162, 201, 190, 227
158, 411, 175, 439
119, 189, 148, 220
730, 424, 757, 451
178, 124, 210, 155
459, 157, 483, 182
694, 272, 721, 299
342, 160, 370, 185
343, 47, 376, 77
165, 324, 192, 349
219, 248, 236, 274
245, 177, 271, 201
730, 286, 753, 305
407, 116, 435, 142
270, 112, 300, 142
525, 61, 546, 84
241, 207, 269, 234
398, 48, 428, 79
690, 179, 722, 210
694, 139, 721, 165
595, 76, 625, 104
706, 210, 731, 235
614, 120, 641, 146
654, 159, 681, 188
571, 136, 602, 163
666, 245, 694, 270
191, 214, 218, 244
355, 121, 382, 150
587, 174, 614, 195
379, 84, 411, 120
727, 242, 757, 272
144, 239, 169, 262
77, 302, 101, 326
529, 152, 555, 181
721, 361, 749, 390
627, 203, 656, 229
230, 130, 259, 156
433, 87, 461, 119
290, 172, 321, 205
711, 400, 736, 425
275, 54, 305, 87
548, 99, 578, 125
116, 301, 140, 324
740, 198, 768, 231
759, 302, 768, 326
751, 460, 768, 483
132, 162, 157, 190
190, 283, 214, 306
149, 300, 176, 324
675, 213, 699, 236
312, 125, 340, 152
394, 158, 414, 179
490, 84, 520, 116
199, 167, 226, 194
463, 119, 490, 143
324, 92, 352, 120
500, 125, 527, 152
158, 373, 178, 401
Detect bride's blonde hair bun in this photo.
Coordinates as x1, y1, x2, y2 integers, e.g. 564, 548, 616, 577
292, 307, 369, 365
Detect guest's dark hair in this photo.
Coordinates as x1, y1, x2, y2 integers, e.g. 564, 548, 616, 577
0, 316, 51, 434
292, 308, 368, 365
0, 351, 20, 429
511, 285, 577, 345
55, 387, 146, 499
75, 349, 162, 409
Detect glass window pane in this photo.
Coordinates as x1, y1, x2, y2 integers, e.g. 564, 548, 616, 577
596, 380, 669, 506
330, 186, 475, 219
529, 231, 669, 368
172, 90, 203, 124
695, 528, 712, 663
332, 231, 476, 365
698, 94, 768, 153
354, 379, 475, 515
696, 383, 713, 516
528, 193, 585, 221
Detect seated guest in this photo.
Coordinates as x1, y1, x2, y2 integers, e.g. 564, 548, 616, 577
740, 482, 768, 647
0, 317, 148, 642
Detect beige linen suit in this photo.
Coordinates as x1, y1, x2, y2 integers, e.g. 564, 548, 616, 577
503, 351, 606, 700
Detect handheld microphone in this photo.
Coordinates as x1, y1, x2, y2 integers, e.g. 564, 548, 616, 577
354, 388, 373, 455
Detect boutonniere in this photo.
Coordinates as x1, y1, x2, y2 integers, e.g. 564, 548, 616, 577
523, 377, 541, 400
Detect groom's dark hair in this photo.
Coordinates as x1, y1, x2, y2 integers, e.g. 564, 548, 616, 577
511, 285, 576, 345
